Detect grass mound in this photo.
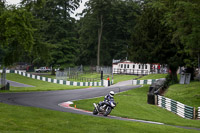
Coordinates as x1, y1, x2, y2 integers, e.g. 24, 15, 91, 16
0, 103, 198, 132
138, 74, 167, 80
165, 81, 200, 108
3, 73, 86, 92
73, 85, 200, 128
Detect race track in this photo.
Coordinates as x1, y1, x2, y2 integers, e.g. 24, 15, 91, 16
0, 84, 200, 131
0, 85, 140, 115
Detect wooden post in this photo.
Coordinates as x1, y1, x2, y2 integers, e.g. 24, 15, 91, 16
154, 95, 158, 105
193, 107, 196, 119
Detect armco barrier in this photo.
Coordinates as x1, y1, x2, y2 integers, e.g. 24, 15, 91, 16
132, 79, 159, 85
198, 107, 200, 119
14, 70, 103, 87
157, 95, 195, 119
0, 70, 15, 73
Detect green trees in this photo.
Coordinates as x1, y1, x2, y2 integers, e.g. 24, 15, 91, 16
0, 6, 35, 66
165, 0, 200, 67
0, 0, 81, 70
128, 0, 200, 82
78, 0, 139, 66
1, 0, 199, 83
20, 0, 80, 69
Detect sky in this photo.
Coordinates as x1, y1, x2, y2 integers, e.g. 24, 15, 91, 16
6, 0, 88, 19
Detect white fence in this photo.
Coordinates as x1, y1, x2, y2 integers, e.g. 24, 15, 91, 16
157, 95, 195, 119
132, 79, 159, 85
14, 70, 104, 87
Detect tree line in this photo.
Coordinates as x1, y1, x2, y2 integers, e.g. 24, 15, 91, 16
0, 0, 199, 82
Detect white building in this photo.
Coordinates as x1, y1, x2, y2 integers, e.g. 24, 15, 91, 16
112, 60, 161, 75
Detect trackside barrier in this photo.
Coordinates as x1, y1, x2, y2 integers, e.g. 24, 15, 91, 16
1, 70, 104, 87
132, 79, 159, 85
14, 70, 104, 87
0, 70, 15, 73
157, 95, 195, 119
198, 107, 200, 119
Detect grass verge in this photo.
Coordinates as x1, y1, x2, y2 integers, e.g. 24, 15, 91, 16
113, 74, 138, 84
72, 85, 200, 128
0, 103, 198, 132
138, 74, 167, 80
3, 73, 87, 92
32, 73, 167, 85
30, 73, 139, 84
165, 81, 200, 108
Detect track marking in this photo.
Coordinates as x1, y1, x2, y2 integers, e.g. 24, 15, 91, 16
58, 101, 92, 114
58, 101, 164, 125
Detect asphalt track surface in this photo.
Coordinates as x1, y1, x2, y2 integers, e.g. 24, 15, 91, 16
0, 84, 200, 131
0, 80, 34, 87
0, 85, 140, 113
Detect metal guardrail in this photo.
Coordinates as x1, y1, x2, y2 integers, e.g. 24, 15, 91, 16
0, 70, 15, 73
157, 95, 195, 119
132, 79, 158, 85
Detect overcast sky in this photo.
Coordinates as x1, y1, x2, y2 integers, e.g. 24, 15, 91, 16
6, 0, 88, 19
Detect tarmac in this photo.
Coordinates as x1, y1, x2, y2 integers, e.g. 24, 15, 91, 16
0, 79, 35, 87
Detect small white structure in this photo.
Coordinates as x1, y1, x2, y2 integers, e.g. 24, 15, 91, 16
112, 60, 161, 75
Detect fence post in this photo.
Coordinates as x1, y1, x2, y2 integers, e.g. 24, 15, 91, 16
154, 95, 158, 105
193, 107, 196, 119
1, 68, 6, 90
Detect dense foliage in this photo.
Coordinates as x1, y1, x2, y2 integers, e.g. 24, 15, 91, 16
128, 0, 200, 82
0, 0, 199, 81
78, 0, 139, 66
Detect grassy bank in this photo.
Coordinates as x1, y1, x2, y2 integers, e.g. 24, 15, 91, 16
72, 85, 200, 128
4, 73, 86, 92
31, 72, 139, 84
0, 103, 198, 132
30, 73, 167, 84
165, 81, 200, 108
113, 74, 138, 84
41, 72, 102, 82
138, 74, 167, 80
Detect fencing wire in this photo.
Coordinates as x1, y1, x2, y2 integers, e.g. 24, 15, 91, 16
96, 66, 112, 75
56, 71, 68, 80
55, 66, 112, 81
56, 66, 83, 80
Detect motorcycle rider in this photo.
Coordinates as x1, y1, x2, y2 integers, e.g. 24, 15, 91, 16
104, 91, 115, 102
98, 91, 115, 109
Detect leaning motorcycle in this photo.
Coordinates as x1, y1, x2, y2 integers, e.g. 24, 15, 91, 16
93, 100, 117, 116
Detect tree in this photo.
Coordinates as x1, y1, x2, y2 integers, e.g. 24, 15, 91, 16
129, 0, 200, 83
164, 0, 200, 78
21, 0, 81, 72
78, 0, 139, 66
0, 6, 35, 66
129, 1, 185, 83
0, 0, 5, 14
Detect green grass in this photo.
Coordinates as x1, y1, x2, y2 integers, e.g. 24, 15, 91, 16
3, 73, 87, 92
0, 103, 198, 133
72, 85, 200, 128
38, 72, 103, 82
138, 74, 167, 80
33, 72, 167, 85
35, 72, 139, 84
165, 81, 200, 108
113, 74, 138, 84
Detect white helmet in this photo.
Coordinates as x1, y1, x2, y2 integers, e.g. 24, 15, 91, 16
109, 91, 115, 97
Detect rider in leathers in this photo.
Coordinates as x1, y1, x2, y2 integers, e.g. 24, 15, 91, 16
99, 91, 115, 107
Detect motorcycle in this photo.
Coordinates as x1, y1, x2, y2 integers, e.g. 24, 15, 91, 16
93, 100, 117, 116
